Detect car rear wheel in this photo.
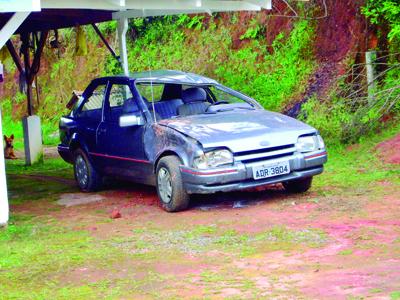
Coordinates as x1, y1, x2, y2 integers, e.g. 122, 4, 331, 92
156, 155, 189, 212
283, 177, 313, 193
73, 149, 102, 192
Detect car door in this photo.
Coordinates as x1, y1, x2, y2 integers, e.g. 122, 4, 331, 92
74, 80, 108, 168
96, 80, 151, 182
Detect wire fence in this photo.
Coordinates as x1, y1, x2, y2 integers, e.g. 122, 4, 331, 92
326, 52, 400, 140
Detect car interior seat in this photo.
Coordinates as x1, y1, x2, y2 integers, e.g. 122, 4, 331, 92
122, 98, 139, 114
152, 99, 183, 119
177, 87, 210, 117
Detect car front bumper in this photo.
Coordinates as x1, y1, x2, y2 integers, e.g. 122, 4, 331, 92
58, 144, 73, 164
180, 150, 327, 194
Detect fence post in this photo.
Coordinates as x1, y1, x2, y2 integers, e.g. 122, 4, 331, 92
365, 51, 377, 104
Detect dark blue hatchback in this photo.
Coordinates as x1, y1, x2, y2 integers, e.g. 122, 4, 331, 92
59, 70, 327, 212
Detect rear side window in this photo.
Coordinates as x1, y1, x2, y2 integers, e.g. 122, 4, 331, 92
136, 83, 164, 102
109, 84, 133, 108
82, 84, 106, 111
77, 84, 106, 122
107, 84, 138, 123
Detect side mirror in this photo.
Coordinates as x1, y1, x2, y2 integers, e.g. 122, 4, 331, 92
119, 114, 144, 127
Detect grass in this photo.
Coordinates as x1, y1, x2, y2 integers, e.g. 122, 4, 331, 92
391, 291, 400, 300
0, 215, 125, 299
5, 156, 72, 176
313, 123, 400, 191
113, 225, 327, 259
2, 110, 60, 151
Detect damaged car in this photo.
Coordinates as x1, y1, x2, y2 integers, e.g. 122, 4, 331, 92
58, 70, 327, 212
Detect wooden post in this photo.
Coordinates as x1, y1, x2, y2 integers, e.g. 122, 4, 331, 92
365, 51, 376, 104
21, 32, 33, 115
19, 31, 48, 165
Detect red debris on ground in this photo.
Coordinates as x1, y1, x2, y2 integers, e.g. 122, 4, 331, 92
376, 134, 400, 164
110, 209, 122, 219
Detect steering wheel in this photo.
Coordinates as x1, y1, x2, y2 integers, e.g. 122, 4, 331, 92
213, 100, 230, 105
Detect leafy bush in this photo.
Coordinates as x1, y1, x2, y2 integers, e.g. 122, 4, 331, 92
301, 63, 400, 145
217, 20, 315, 111
362, 0, 400, 41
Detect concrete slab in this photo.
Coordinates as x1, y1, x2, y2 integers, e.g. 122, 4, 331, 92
57, 193, 105, 207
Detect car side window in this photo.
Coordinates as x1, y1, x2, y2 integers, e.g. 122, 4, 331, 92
78, 84, 106, 121
107, 84, 139, 123
109, 84, 133, 108
136, 83, 164, 102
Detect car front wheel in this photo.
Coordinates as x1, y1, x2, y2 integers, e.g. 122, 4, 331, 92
73, 149, 102, 192
156, 155, 189, 212
283, 177, 313, 193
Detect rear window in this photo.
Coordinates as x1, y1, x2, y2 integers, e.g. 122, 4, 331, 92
136, 83, 164, 102
82, 84, 106, 111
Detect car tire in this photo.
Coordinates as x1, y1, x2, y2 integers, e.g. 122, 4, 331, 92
283, 177, 313, 193
73, 149, 102, 192
156, 155, 189, 212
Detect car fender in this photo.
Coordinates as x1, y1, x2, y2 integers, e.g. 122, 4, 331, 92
144, 124, 202, 171
68, 132, 90, 155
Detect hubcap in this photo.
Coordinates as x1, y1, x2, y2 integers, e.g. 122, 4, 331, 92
158, 167, 172, 203
75, 155, 88, 187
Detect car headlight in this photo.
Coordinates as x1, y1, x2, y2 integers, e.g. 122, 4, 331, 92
317, 134, 325, 149
193, 149, 234, 169
296, 135, 325, 153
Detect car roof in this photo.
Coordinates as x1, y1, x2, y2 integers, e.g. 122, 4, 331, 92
99, 70, 218, 85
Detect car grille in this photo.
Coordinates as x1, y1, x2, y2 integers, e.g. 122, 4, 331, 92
234, 144, 296, 164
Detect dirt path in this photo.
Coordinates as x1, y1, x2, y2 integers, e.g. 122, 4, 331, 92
8, 173, 76, 186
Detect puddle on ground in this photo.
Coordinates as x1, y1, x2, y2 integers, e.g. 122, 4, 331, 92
195, 199, 263, 211
57, 193, 105, 207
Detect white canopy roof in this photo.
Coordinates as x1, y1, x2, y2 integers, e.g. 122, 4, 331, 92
41, 0, 272, 15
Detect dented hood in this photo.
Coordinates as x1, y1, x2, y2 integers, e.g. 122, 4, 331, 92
159, 110, 316, 153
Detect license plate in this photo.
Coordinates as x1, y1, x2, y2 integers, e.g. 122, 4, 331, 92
252, 161, 290, 180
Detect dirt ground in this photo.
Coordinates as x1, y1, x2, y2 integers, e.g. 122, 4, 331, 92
7, 175, 399, 297
4, 137, 400, 299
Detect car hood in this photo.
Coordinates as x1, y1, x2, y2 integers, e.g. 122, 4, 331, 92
159, 110, 316, 153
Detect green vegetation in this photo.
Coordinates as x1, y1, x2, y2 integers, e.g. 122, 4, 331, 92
391, 291, 400, 300
298, 1, 400, 145
300, 64, 400, 145
5, 156, 71, 175
0, 215, 126, 299
115, 16, 315, 112
362, 0, 400, 42
313, 123, 400, 190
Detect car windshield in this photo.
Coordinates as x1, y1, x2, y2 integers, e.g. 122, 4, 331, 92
207, 85, 250, 105
135, 82, 257, 121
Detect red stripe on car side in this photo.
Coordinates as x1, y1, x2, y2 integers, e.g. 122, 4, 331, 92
304, 151, 327, 160
89, 152, 150, 164
181, 168, 238, 176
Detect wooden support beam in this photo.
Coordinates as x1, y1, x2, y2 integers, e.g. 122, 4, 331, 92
91, 23, 120, 63
5, 39, 23, 73
29, 30, 48, 85
18, 30, 48, 115
21, 32, 33, 116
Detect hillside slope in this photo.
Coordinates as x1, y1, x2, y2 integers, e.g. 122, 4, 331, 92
0, 0, 398, 148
